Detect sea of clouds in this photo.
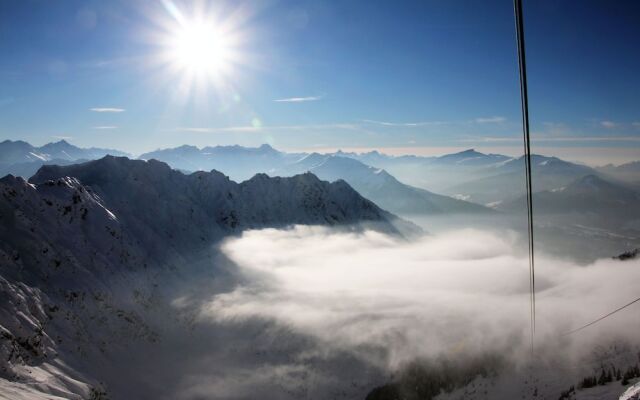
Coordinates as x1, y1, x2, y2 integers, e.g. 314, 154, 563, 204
201, 226, 640, 370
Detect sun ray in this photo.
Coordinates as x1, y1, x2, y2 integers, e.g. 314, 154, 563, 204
152, 0, 249, 102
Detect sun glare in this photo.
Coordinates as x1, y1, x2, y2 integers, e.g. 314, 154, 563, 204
153, 0, 250, 96
171, 23, 233, 75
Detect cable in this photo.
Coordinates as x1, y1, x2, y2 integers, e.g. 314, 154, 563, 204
561, 296, 640, 336
513, 0, 536, 353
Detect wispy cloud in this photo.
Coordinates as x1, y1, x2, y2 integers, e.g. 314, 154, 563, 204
51, 135, 73, 140
361, 119, 449, 127
90, 107, 125, 112
462, 135, 640, 143
274, 96, 323, 103
475, 116, 506, 124
600, 120, 618, 129
92, 126, 117, 130
632, 121, 640, 128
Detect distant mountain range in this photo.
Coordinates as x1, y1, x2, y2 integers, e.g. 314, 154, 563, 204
498, 174, 640, 230
140, 145, 496, 215
139, 143, 302, 181
442, 154, 598, 205
2, 139, 639, 213
136, 143, 637, 209
0, 139, 129, 178
275, 153, 492, 215
597, 161, 640, 185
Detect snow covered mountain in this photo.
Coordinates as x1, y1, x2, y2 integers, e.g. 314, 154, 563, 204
135, 145, 518, 196
429, 148, 512, 167
0, 139, 129, 178
136, 145, 494, 215
3, 141, 627, 210
327, 149, 602, 205
328, 149, 513, 192
276, 154, 492, 216
0, 156, 418, 398
30, 156, 416, 237
96, 143, 623, 208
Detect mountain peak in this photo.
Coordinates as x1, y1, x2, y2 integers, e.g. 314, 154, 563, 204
1, 139, 32, 146
568, 174, 612, 190
41, 139, 75, 149
459, 148, 478, 154
442, 149, 483, 158
258, 143, 275, 151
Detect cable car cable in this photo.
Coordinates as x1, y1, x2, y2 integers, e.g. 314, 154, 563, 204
513, 0, 536, 353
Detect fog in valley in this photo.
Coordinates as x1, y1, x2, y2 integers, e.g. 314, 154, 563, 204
88, 225, 640, 400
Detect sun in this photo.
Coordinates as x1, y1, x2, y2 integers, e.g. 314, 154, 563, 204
170, 22, 233, 75
152, 1, 250, 95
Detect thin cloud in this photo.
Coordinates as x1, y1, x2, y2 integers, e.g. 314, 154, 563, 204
92, 126, 117, 130
601, 120, 618, 129
461, 135, 640, 143
632, 121, 640, 128
51, 135, 73, 140
90, 107, 125, 112
361, 119, 449, 127
274, 96, 323, 103
475, 116, 506, 124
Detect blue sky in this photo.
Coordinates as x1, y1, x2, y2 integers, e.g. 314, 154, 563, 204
0, 0, 638, 164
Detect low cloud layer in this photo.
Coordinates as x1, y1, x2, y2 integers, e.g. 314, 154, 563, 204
202, 226, 640, 369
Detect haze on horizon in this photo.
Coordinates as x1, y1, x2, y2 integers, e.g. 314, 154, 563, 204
1, 0, 639, 165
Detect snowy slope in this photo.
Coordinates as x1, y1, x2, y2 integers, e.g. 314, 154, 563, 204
620, 380, 640, 400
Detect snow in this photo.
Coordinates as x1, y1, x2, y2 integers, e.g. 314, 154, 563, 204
620, 381, 640, 400
27, 152, 47, 162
